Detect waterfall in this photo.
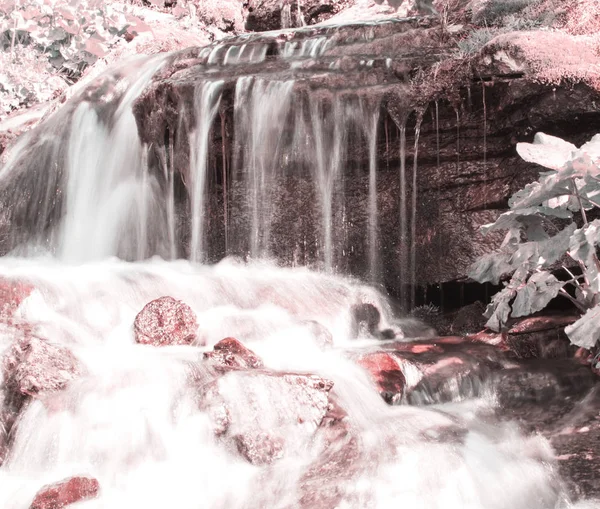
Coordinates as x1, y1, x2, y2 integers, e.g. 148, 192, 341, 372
364, 99, 380, 282
189, 81, 224, 263
234, 77, 295, 259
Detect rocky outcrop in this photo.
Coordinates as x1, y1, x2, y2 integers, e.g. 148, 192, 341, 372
134, 296, 199, 346
199, 369, 333, 463
29, 476, 100, 509
130, 15, 600, 298
2, 336, 82, 398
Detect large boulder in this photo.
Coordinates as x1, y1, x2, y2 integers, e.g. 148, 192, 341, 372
199, 370, 333, 464
29, 476, 100, 509
134, 296, 199, 346
2, 336, 82, 398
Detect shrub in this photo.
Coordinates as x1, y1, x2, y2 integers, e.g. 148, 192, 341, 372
469, 132, 600, 363
473, 0, 538, 26
456, 27, 498, 56
0, 0, 152, 82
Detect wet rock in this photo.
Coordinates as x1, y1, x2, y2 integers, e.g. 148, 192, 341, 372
0, 277, 33, 324
299, 399, 361, 508
134, 296, 198, 347
203, 337, 264, 370
234, 431, 285, 465
351, 303, 381, 338
302, 320, 334, 348
355, 351, 406, 404
550, 388, 600, 500
200, 370, 333, 464
2, 336, 82, 398
29, 476, 100, 509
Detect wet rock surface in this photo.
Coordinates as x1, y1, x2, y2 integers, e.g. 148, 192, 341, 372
134, 296, 199, 346
203, 336, 264, 370
198, 350, 334, 464
29, 476, 100, 509
355, 351, 406, 403
2, 336, 81, 398
128, 16, 600, 291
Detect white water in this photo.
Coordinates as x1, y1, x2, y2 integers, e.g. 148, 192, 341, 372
0, 257, 589, 509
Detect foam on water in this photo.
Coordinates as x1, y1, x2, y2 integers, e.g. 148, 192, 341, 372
0, 257, 591, 508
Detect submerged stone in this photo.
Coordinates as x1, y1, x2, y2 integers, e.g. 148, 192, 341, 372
2, 336, 82, 398
199, 369, 333, 464
134, 296, 198, 346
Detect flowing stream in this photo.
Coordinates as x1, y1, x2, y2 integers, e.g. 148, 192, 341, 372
0, 18, 597, 509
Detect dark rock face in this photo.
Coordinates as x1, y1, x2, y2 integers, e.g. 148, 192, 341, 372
29, 476, 100, 509
203, 336, 264, 370
130, 18, 600, 296
134, 296, 199, 346
2, 336, 82, 398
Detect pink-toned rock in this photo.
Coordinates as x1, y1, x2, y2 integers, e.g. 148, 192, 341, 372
0, 277, 33, 324
203, 337, 263, 370
355, 352, 406, 404
29, 476, 100, 509
200, 370, 333, 464
234, 431, 285, 465
2, 337, 82, 397
302, 320, 334, 349
134, 296, 198, 346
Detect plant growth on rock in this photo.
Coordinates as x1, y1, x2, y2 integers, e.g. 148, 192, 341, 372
470, 132, 600, 365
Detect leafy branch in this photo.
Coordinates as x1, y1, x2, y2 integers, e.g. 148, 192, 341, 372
470, 132, 600, 360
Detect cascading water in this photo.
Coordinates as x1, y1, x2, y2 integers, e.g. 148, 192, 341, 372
189, 81, 225, 263
0, 17, 597, 509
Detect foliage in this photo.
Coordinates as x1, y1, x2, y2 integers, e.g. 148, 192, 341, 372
456, 27, 498, 56
472, 0, 538, 26
0, 0, 153, 81
469, 132, 600, 360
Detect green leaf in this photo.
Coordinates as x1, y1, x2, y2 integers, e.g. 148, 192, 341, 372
469, 249, 514, 285
483, 266, 528, 331
512, 222, 575, 269
511, 272, 563, 318
509, 172, 574, 210
516, 133, 576, 171
484, 286, 514, 331
569, 219, 600, 292
565, 304, 600, 349
481, 207, 572, 236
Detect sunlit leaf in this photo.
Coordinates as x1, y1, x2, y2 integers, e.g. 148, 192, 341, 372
511, 272, 563, 318
516, 132, 577, 171
565, 304, 600, 348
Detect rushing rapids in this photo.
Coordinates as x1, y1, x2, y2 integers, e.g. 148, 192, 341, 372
0, 15, 599, 509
